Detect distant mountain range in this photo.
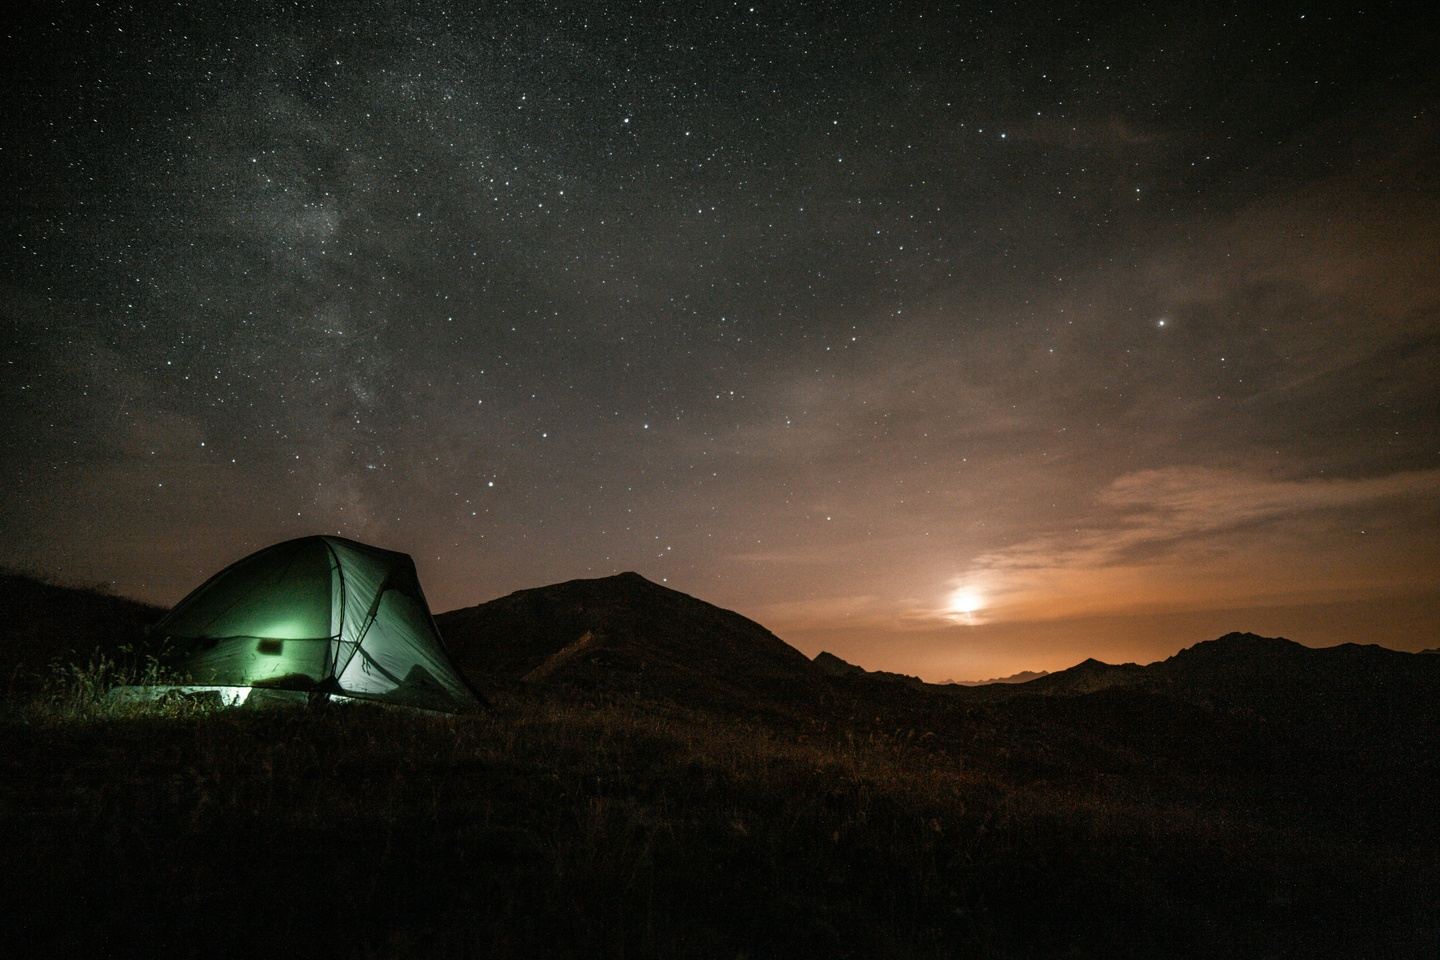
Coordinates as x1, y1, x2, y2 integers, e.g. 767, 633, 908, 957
4, 567, 1436, 720
949, 669, 1051, 686
806, 628, 1440, 706
810, 652, 1051, 687
1015, 630, 1440, 695
436, 572, 1439, 729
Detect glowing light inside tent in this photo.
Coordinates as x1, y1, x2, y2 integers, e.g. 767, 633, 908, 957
217, 686, 252, 707
260, 616, 319, 640
105, 684, 253, 707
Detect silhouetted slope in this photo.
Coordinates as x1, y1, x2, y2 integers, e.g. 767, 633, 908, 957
955, 631, 1440, 729
950, 669, 1050, 686
948, 657, 1144, 702
813, 650, 924, 687
811, 650, 863, 677
1157, 631, 1424, 683
1021, 657, 1147, 695
0, 570, 164, 692
436, 572, 820, 705
1140, 631, 1440, 708
1147, 632, 1440, 729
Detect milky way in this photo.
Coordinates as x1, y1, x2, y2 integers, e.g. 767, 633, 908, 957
5, 2, 1437, 679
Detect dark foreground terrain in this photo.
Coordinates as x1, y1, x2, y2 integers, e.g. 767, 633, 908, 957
2, 570, 1437, 958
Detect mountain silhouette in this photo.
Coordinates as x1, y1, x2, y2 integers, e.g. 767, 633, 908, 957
5, 564, 1433, 729
812, 650, 924, 687
0, 569, 162, 688
435, 572, 820, 706
1014, 657, 1147, 695
956, 631, 1440, 729
949, 669, 1051, 686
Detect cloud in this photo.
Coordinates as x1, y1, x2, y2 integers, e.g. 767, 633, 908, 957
959, 466, 1440, 620
1102, 466, 1438, 534
982, 466, 1439, 570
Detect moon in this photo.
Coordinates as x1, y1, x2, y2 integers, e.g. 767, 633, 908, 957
948, 588, 983, 616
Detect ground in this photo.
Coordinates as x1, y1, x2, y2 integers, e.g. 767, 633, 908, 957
1, 687, 1434, 959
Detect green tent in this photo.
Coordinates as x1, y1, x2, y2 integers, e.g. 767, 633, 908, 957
133, 536, 479, 712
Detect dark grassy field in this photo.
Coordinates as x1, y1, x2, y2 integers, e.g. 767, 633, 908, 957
2, 570, 1436, 958
2, 687, 1435, 959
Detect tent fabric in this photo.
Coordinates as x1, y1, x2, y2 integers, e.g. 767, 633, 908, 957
152, 536, 479, 712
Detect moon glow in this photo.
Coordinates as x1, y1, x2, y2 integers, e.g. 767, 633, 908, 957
948, 588, 984, 617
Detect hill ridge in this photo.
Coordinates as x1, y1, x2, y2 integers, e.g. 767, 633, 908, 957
435, 571, 820, 707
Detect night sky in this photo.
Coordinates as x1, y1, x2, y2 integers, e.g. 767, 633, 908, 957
5, 2, 1437, 680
